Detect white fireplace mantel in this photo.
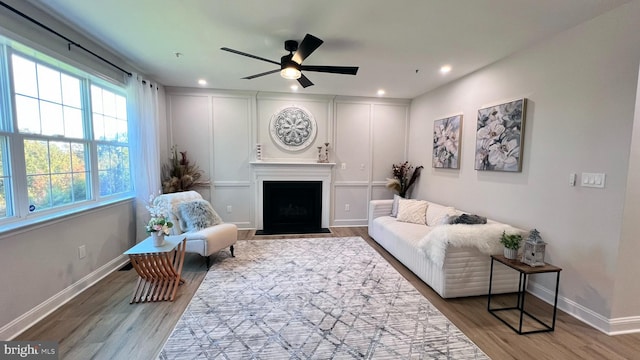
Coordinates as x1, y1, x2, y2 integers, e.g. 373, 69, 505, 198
251, 161, 335, 230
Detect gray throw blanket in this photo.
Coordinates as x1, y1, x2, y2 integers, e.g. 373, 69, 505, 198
449, 213, 487, 225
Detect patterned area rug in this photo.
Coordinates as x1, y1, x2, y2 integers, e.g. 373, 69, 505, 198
158, 237, 488, 359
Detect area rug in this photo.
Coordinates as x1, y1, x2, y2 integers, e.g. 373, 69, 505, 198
158, 237, 489, 359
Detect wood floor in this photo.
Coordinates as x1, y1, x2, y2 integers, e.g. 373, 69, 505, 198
16, 227, 640, 359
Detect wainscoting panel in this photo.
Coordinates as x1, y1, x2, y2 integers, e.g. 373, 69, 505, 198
372, 103, 409, 182
211, 181, 253, 228
334, 102, 371, 183
371, 182, 394, 201
168, 94, 212, 176
333, 183, 369, 226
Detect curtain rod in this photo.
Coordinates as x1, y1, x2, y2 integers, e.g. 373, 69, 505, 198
0, 1, 132, 77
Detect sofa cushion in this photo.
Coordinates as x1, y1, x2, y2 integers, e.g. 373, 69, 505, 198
178, 199, 223, 232
426, 204, 457, 226
396, 198, 428, 225
390, 194, 402, 217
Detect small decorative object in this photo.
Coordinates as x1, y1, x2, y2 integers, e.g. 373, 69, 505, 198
269, 105, 317, 151
324, 142, 330, 162
500, 231, 523, 260
256, 143, 263, 161
317, 142, 330, 163
161, 145, 206, 193
385, 161, 424, 198
433, 114, 462, 169
145, 194, 173, 247
522, 229, 546, 266
475, 98, 527, 172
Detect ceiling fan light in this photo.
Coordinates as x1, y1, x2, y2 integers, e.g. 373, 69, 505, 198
280, 66, 301, 80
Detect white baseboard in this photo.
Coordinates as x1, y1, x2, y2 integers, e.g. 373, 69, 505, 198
332, 219, 368, 226
608, 316, 640, 335
0, 255, 130, 340
528, 281, 640, 335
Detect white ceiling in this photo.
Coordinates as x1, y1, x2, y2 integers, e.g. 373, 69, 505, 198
27, 0, 629, 99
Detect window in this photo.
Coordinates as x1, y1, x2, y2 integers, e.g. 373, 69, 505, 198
0, 37, 132, 225
0, 137, 11, 218
91, 85, 131, 196
24, 139, 89, 211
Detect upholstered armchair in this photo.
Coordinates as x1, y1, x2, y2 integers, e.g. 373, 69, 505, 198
153, 191, 237, 268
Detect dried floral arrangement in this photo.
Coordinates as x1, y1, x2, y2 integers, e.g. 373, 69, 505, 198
161, 145, 206, 193
386, 161, 424, 198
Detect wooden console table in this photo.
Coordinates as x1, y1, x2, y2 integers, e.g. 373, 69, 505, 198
124, 235, 186, 304
488, 255, 562, 334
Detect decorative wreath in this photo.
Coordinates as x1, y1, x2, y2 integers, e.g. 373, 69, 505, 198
269, 106, 317, 151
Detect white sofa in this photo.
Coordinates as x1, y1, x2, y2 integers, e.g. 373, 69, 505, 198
368, 199, 522, 298
154, 191, 237, 268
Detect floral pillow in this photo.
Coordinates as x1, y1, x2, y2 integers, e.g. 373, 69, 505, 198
178, 199, 223, 232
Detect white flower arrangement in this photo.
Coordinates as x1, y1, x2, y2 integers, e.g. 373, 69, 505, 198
145, 194, 173, 235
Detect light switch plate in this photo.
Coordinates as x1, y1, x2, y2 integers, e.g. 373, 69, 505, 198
581, 172, 605, 188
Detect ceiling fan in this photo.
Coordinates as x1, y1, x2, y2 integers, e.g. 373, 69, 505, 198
221, 34, 359, 88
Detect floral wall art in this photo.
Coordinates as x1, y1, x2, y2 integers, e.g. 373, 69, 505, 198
432, 114, 462, 169
475, 98, 527, 172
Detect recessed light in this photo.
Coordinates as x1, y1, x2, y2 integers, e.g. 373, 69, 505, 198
377, 89, 385, 96
198, 79, 207, 86
290, 85, 299, 91
440, 65, 452, 74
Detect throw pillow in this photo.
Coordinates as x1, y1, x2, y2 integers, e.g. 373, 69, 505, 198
390, 194, 402, 217
396, 198, 428, 225
178, 199, 223, 232
449, 213, 487, 225
426, 205, 457, 226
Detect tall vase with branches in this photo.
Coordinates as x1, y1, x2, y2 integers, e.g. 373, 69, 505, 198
161, 145, 206, 193
386, 161, 424, 198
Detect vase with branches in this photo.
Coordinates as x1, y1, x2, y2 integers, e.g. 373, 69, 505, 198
385, 161, 424, 198
161, 145, 206, 193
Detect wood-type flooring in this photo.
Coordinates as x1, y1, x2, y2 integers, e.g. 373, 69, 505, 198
15, 227, 640, 359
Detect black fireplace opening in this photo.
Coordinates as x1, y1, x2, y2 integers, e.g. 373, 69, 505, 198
258, 181, 330, 235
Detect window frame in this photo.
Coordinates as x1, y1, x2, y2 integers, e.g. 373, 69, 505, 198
0, 41, 134, 231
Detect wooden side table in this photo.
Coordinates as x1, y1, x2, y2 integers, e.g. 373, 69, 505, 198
487, 254, 562, 334
124, 235, 186, 304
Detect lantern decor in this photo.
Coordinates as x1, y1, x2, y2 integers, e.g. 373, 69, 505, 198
522, 229, 546, 267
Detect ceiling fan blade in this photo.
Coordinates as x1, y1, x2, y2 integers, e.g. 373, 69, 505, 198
242, 69, 280, 79
300, 65, 359, 75
292, 34, 323, 64
297, 74, 314, 88
220, 47, 280, 66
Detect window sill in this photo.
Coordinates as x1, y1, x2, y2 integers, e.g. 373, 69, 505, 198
0, 196, 135, 238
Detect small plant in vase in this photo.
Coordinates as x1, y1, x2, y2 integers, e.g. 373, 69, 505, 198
500, 231, 523, 260
145, 194, 173, 246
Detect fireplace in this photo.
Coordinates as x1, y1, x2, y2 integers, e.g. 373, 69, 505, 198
251, 161, 334, 234
259, 181, 329, 235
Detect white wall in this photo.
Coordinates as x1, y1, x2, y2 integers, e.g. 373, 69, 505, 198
408, 1, 640, 333
165, 89, 410, 228
0, 201, 134, 339
0, 0, 141, 340
613, 62, 640, 323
